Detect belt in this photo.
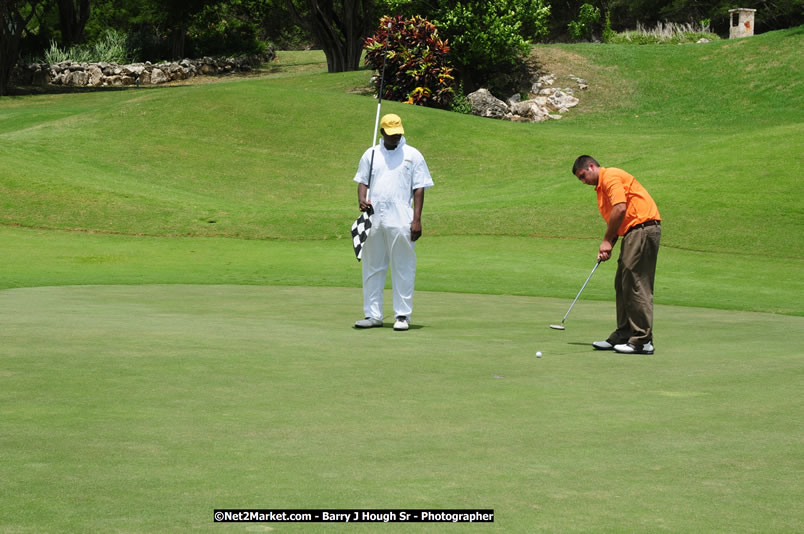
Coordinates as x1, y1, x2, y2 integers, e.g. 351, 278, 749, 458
626, 220, 661, 234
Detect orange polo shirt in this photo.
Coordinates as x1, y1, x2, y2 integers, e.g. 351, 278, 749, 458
596, 167, 661, 236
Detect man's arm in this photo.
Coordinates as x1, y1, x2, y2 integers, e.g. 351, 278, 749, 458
358, 183, 371, 212
599, 202, 625, 261
410, 187, 424, 241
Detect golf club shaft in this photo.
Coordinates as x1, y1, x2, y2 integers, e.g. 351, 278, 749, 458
561, 260, 601, 323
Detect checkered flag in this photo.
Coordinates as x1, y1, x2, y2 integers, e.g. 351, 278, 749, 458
351, 206, 373, 261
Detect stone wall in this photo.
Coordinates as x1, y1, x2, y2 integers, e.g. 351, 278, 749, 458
13, 49, 275, 88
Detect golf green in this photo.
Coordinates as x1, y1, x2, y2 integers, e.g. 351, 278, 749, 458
1, 285, 801, 532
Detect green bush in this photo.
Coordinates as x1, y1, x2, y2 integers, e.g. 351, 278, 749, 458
449, 83, 473, 114
606, 22, 721, 45
93, 29, 137, 64
568, 3, 601, 41
433, 0, 550, 93
188, 4, 267, 57
43, 30, 137, 64
602, 11, 617, 43
364, 15, 456, 109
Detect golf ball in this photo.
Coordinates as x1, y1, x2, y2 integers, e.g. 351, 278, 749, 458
536, 351, 543, 357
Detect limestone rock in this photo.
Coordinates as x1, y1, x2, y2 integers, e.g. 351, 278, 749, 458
467, 88, 509, 119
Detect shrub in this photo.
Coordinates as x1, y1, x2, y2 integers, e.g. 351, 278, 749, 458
449, 83, 473, 114
568, 3, 601, 41
93, 29, 137, 64
602, 11, 617, 43
188, 4, 267, 57
44, 41, 75, 64
606, 22, 721, 45
43, 30, 137, 64
433, 0, 549, 93
364, 15, 456, 109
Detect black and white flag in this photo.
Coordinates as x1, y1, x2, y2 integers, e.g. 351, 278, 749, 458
351, 206, 373, 261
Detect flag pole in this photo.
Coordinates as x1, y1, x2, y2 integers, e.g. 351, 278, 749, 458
367, 19, 392, 193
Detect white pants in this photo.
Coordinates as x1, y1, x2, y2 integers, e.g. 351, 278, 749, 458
361, 224, 417, 320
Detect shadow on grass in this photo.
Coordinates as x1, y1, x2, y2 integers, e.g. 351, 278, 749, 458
352, 324, 426, 330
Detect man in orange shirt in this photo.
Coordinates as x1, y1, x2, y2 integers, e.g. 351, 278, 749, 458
572, 155, 662, 355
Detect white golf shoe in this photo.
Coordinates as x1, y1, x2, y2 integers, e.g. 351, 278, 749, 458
393, 316, 409, 331
592, 340, 615, 350
354, 317, 383, 328
614, 342, 654, 355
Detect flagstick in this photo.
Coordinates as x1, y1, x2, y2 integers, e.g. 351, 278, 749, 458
366, 20, 392, 200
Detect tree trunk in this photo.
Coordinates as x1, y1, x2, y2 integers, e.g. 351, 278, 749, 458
1, 0, 44, 96
171, 25, 186, 60
56, 0, 91, 47
285, 0, 372, 73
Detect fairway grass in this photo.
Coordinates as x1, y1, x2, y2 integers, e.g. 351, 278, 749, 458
1, 285, 802, 533
1, 226, 803, 316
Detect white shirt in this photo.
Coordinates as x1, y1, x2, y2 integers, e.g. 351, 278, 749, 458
353, 136, 433, 227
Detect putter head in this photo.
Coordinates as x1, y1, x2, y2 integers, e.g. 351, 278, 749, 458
549, 324, 565, 330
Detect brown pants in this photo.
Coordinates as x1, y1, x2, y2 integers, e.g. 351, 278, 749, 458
608, 224, 661, 347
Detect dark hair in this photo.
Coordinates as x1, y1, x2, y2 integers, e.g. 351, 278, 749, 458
572, 155, 599, 174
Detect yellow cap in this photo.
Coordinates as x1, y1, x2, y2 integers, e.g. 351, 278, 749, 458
380, 113, 404, 135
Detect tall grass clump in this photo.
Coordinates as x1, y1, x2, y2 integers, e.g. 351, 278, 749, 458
607, 21, 720, 44
43, 29, 138, 65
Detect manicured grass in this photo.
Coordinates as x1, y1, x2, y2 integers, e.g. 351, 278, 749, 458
0, 227, 802, 316
0, 285, 802, 533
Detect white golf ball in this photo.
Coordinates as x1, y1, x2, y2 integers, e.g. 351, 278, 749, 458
536, 351, 543, 357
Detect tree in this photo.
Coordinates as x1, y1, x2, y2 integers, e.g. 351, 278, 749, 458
1, 0, 47, 95
285, 0, 376, 72
56, 0, 90, 46
158, 0, 211, 59
568, 3, 601, 41
436, 0, 550, 91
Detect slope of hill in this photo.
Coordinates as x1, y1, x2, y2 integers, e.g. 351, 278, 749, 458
0, 28, 801, 258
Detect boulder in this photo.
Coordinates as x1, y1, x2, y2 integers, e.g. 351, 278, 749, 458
510, 100, 551, 122
467, 88, 509, 119
547, 90, 580, 112
122, 64, 145, 76
149, 68, 167, 84
200, 63, 217, 75
64, 70, 89, 86
88, 65, 104, 86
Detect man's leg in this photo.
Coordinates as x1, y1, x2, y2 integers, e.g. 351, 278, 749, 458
620, 226, 661, 347
362, 226, 390, 320
388, 226, 417, 319
608, 255, 632, 345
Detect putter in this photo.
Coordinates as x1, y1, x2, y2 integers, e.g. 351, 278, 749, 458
550, 260, 601, 330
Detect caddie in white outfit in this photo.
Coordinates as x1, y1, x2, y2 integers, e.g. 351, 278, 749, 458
353, 114, 434, 331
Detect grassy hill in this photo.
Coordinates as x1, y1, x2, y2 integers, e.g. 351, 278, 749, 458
0, 27, 802, 312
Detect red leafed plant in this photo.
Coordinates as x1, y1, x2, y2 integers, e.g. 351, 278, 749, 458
364, 15, 456, 109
